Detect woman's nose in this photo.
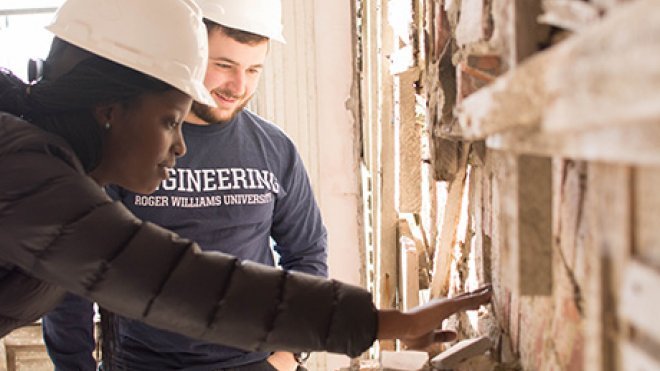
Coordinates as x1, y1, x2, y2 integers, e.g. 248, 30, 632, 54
173, 128, 187, 157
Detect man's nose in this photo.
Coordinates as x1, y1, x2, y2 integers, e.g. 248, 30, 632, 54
226, 70, 247, 97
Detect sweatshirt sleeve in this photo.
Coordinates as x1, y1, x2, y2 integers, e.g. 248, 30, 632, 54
0, 150, 377, 357
271, 146, 328, 277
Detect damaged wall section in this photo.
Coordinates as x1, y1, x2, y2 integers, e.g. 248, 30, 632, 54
356, 0, 660, 369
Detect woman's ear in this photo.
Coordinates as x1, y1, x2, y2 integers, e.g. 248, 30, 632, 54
92, 103, 120, 129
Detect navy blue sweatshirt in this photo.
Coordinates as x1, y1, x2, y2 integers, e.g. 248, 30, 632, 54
43, 109, 328, 370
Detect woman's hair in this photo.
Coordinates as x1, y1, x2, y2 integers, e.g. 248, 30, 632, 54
0, 39, 174, 172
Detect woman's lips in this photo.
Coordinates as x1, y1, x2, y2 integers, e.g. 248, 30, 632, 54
158, 164, 174, 179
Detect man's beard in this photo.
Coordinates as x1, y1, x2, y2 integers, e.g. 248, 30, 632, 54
191, 89, 252, 124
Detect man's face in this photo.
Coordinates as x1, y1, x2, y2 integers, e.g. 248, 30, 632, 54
191, 28, 269, 124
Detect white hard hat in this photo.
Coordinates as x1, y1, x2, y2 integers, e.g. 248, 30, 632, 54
46, 0, 216, 106
195, 0, 286, 43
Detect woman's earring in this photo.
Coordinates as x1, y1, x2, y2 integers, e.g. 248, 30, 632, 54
104, 122, 111, 130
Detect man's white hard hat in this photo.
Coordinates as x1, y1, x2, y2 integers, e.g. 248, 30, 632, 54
195, 0, 286, 43
46, 0, 216, 107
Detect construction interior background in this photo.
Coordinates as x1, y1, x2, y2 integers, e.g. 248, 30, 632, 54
1, 0, 659, 370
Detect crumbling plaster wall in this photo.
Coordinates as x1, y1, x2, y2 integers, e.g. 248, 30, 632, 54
358, 0, 659, 369
376, 0, 660, 369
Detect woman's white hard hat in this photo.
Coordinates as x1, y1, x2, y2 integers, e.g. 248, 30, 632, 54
195, 0, 286, 43
46, 0, 216, 107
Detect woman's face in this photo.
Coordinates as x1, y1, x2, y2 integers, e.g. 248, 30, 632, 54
92, 89, 192, 194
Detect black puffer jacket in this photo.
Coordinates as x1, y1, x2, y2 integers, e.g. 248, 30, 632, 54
0, 113, 377, 357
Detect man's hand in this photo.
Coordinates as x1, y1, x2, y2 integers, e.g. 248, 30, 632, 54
267, 351, 299, 371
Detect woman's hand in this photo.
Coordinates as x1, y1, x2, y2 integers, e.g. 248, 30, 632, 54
377, 284, 492, 349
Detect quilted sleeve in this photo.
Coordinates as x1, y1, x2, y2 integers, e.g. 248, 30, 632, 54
0, 151, 377, 357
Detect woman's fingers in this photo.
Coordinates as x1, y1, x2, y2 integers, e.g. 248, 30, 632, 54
452, 284, 492, 310
453, 284, 492, 299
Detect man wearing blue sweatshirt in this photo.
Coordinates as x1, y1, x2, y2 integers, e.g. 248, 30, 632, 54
42, 1, 327, 370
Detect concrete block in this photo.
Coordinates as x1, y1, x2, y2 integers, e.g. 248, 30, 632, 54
381, 350, 430, 370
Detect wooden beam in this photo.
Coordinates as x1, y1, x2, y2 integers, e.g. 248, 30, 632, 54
468, 164, 491, 284
0, 7, 57, 15
634, 168, 660, 268
398, 220, 420, 311
486, 121, 660, 167
379, 0, 398, 352
621, 340, 660, 371
620, 259, 660, 344
516, 155, 552, 295
457, 0, 660, 140
397, 67, 422, 213
399, 214, 431, 289
542, 0, 660, 134
514, 0, 546, 63
358, 1, 382, 332
584, 164, 633, 370
430, 142, 470, 298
